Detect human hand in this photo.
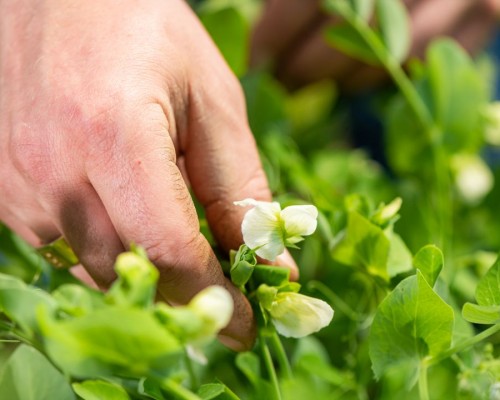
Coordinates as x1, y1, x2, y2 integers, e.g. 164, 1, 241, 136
251, 0, 500, 92
0, 0, 296, 350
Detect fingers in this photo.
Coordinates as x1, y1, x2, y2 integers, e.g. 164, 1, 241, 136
173, 6, 299, 278
83, 101, 256, 350
56, 182, 125, 288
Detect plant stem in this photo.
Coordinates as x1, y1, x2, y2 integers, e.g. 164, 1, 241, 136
418, 362, 430, 400
269, 330, 293, 380
183, 347, 199, 390
259, 331, 282, 400
426, 324, 500, 367
161, 379, 201, 400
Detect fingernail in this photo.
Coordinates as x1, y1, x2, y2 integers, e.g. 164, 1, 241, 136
218, 334, 250, 352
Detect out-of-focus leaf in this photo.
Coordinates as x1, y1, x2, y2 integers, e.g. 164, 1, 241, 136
0, 345, 75, 400
38, 307, 182, 378
235, 352, 261, 387
0, 275, 57, 336
198, 383, 239, 400
0, 226, 43, 283
462, 303, 500, 325
325, 25, 378, 65
426, 39, 488, 153
52, 284, 105, 317
370, 271, 454, 383
351, 0, 375, 20
375, 0, 410, 63
72, 380, 130, 400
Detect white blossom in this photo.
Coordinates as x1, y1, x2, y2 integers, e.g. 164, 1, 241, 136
268, 292, 334, 338
188, 285, 233, 335
234, 198, 318, 261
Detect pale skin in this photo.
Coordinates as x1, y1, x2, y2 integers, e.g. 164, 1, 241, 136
0, 0, 498, 351
252, 0, 500, 91
0, 0, 300, 351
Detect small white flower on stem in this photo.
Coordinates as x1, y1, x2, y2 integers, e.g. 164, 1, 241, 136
234, 198, 318, 261
268, 292, 334, 338
188, 285, 233, 335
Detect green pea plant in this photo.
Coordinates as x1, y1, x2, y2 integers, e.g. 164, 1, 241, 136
3, 0, 500, 399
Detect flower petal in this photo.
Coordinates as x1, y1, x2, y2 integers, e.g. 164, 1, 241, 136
238, 201, 284, 260
270, 292, 333, 338
280, 205, 318, 238
189, 286, 234, 332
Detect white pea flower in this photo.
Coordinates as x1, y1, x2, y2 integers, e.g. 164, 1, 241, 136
155, 286, 233, 351
451, 154, 493, 205
188, 285, 233, 336
268, 292, 334, 338
234, 198, 318, 261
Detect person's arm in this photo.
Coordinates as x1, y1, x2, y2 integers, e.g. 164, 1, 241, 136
0, 0, 295, 350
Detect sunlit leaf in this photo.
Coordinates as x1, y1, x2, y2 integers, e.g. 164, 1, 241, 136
413, 245, 444, 287
72, 380, 130, 400
375, 0, 410, 63
370, 271, 454, 382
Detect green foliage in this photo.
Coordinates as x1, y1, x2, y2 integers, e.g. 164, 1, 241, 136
413, 245, 444, 287
370, 271, 454, 383
72, 380, 130, 400
0, 345, 75, 400
1, 0, 500, 398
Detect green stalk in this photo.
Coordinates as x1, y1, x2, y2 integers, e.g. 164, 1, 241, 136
259, 331, 282, 400
335, 6, 452, 252
161, 379, 201, 400
426, 324, 500, 367
183, 347, 199, 390
418, 362, 430, 400
269, 329, 293, 380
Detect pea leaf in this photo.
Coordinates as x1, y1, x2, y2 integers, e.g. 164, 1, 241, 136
350, 0, 375, 20
370, 271, 454, 382
198, 383, 239, 400
331, 211, 390, 281
0, 275, 57, 336
386, 232, 413, 278
426, 39, 488, 153
37, 307, 182, 379
413, 245, 444, 287
475, 256, 500, 306
0, 345, 75, 400
325, 25, 378, 65
236, 352, 261, 387
462, 303, 500, 325
52, 284, 105, 316
375, 0, 410, 63
72, 380, 130, 400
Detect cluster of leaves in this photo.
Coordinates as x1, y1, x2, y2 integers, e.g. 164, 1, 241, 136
0, 246, 239, 399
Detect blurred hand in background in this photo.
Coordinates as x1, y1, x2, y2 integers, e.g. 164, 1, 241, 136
251, 0, 500, 92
